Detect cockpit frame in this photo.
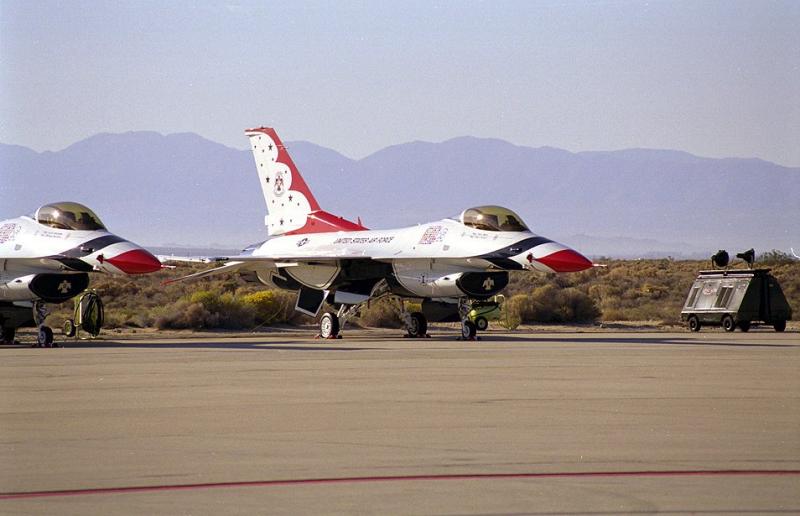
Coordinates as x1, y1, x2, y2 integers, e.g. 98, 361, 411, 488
459, 206, 528, 232
34, 202, 107, 231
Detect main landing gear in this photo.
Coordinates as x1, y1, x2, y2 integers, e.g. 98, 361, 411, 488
317, 298, 432, 340
318, 303, 363, 339
316, 297, 486, 341
398, 298, 429, 338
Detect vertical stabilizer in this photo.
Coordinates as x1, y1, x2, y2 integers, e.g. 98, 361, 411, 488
246, 127, 367, 236
247, 127, 320, 236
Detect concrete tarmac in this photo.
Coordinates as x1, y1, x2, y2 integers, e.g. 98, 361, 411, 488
1, 329, 798, 514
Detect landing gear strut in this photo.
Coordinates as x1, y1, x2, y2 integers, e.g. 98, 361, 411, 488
318, 302, 364, 339
458, 298, 477, 341
33, 301, 56, 348
397, 298, 428, 338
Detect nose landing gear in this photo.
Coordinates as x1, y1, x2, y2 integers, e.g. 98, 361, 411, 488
458, 298, 478, 341
32, 300, 56, 348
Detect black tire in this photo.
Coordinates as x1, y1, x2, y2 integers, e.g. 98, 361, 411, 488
722, 315, 736, 332
738, 321, 751, 332
38, 326, 54, 347
319, 312, 340, 339
461, 320, 477, 340
475, 316, 489, 331
687, 315, 701, 332
773, 320, 786, 332
407, 312, 427, 338
63, 319, 76, 338
1, 326, 16, 345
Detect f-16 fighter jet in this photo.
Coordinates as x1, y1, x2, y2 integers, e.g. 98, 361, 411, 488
0, 202, 162, 346
171, 127, 593, 340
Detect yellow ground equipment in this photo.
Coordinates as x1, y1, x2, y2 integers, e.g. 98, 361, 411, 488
63, 290, 104, 339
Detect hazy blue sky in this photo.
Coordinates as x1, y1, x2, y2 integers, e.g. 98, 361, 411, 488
1, 0, 798, 166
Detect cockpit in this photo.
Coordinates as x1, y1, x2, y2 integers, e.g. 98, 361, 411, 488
459, 206, 529, 232
34, 202, 107, 231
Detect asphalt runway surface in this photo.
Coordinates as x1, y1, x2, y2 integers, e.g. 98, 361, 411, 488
1, 329, 798, 515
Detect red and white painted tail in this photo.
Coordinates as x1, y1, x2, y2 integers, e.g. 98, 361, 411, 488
246, 127, 366, 236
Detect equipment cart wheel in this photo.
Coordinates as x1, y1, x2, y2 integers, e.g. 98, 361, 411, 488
407, 312, 427, 338
687, 315, 701, 332
319, 312, 340, 339
475, 316, 489, 331
738, 321, 751, 332
773, 320, 786, 332
63, 319, 76, 338
721, 315, 736, 332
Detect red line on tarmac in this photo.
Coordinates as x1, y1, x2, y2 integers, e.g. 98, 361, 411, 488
2, 470, 799, 500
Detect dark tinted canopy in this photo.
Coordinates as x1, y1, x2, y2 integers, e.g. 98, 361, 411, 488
35, 202, 107, 231
460, 206, 528, 232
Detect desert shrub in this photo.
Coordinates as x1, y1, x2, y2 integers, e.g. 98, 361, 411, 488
152, 291, 254, 329
155, 300, 218, 329
358, 298, 402, 328
758, 250, 795, 265
504, 286, 600, 323
242, 290, 294, 325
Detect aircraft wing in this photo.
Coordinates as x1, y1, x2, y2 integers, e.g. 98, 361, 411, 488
163, 261, 250, 284
163, 258, 300, 285
2, 255, 95, 273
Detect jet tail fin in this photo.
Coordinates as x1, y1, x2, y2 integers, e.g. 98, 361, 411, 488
245, 127, 366, 236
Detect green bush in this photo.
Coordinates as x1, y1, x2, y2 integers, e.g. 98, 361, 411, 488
241, 290, 294, 325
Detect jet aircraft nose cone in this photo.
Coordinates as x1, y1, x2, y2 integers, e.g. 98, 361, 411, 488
106, 249, 162, 274
535, 249, 593, 273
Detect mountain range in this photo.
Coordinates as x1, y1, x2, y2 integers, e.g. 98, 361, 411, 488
2, 131, 798, 258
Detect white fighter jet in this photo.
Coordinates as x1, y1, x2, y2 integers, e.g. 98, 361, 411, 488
0, 202, 162, 346
171, 127, 593, 339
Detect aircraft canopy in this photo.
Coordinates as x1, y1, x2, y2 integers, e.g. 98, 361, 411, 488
459, 206, 528, 232
35, 202, 107, 231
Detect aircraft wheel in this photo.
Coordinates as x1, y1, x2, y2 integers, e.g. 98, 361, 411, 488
63, 319, 76, 338
738, 321, 751, 332
687, 315, 701, 332
773, 320, 786, 332
475, 316, 489, 331
319, 312, 340, 339
407, 312, 427, 338
721, 315, 736, 332
37, 326, 54, 348
1, 326, 16, 345
461, 320, 477, 340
